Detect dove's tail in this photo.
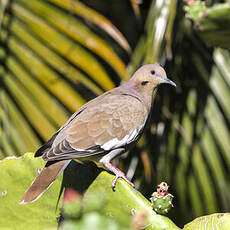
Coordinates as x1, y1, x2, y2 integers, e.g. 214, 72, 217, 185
20, 160, 71, 204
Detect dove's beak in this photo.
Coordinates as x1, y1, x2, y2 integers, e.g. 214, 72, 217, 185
161, 78, 176, 87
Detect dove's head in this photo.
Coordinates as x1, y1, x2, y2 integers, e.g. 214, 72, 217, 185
122, 63, 176, 110
131, 64, 176, 93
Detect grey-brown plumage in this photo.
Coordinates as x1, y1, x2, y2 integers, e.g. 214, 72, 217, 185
20, 63, 176, 204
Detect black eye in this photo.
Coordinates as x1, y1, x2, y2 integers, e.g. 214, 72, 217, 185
151, 70, 155, 75
141, 81, 149, 86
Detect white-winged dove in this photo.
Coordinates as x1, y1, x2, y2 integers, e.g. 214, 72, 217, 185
20, 64, 176, 204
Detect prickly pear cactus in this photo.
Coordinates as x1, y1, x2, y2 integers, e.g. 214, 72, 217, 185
184, 1, 230, 49
150, 182, 174, 214
183, 213, 230, 230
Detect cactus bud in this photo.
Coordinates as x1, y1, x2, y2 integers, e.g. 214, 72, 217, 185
150, 182, 174, 214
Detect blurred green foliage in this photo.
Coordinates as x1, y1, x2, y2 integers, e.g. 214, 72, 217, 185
1, 0, 230, 228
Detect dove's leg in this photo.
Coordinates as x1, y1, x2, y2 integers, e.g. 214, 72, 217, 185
99, 148, 134, 189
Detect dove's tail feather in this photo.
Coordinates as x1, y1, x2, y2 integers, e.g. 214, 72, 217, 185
20, 160, 71, 204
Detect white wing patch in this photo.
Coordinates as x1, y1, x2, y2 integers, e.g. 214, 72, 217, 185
127, 129, 138, 144
101, 117, 148, 151
101, 129, 138, 151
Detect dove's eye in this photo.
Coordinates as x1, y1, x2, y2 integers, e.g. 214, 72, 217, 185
150, 70, 155, 75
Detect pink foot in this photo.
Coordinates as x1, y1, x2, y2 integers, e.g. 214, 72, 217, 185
111, 172, 134, 190
103, 162, 134, 190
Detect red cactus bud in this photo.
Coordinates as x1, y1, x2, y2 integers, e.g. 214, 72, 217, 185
63, 188, 81, 203
157, 182, 169, 197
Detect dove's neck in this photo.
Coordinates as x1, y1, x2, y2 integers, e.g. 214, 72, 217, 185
120, 81, 156, 113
